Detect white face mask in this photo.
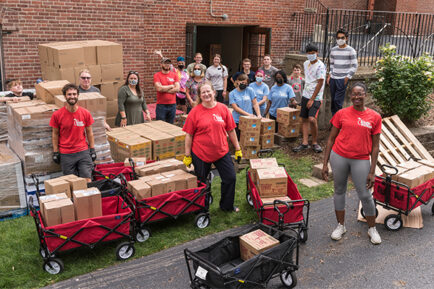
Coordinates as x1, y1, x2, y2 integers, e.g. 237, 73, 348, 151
337, 39, 346, 46
307, 53, 317, 62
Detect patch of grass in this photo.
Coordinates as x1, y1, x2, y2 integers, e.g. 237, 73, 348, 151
0, 152, 335, 288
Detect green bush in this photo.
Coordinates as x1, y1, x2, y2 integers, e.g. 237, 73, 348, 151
370, 44, 434, 122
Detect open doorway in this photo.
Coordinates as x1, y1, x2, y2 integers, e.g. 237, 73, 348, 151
185, 24, 271, 89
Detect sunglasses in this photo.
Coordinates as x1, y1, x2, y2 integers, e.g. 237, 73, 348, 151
129, 71, 139, 75
80, 77, 91, 80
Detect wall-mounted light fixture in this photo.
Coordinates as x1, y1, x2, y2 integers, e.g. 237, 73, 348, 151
210, 0, 228, 20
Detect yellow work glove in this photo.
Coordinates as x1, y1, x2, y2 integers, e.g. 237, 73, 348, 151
235, 149, 243, 161
183, 155, 192, 167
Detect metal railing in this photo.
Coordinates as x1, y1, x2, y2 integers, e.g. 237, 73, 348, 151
291, 7, 434, 66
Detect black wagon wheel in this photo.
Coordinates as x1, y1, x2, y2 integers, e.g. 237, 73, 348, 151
360, 207, 379, 219
43, 258, 64, 275
384, 214, 403, 231
116, 242, 135, 260
280, 270, 297, 288
431, 202, 434, 215
195, 213, 210, 229
246, 192, 254, 207
299, 228, 308, 243
135, 226, 151, 243
208, 194, 213, 205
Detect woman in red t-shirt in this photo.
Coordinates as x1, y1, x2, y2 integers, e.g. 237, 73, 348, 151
322, 82, 382, 245
182, 81, 242, 212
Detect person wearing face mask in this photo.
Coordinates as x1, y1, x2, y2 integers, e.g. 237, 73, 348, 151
175, 56, 189, 113
264, 70, 297, 131
293, 43, 326, 154
50, 83, 95, 182
154, 57, 180, 123
116, 71, 151, 127
327, 29, 358, 116
185, 64, 206, 113
186, 52, 207, 75
249, 70, 269, 117
229, 73, 261, 139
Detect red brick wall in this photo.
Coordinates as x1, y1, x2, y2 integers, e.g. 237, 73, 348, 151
321, 0, 368, 10
1, 0, 305, 102
395, 0, 434, 14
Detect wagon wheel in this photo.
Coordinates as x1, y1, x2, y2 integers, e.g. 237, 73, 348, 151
195, 213, 210, 229
299, 228, 308, 243
431, 202, 434, 215
43, 258, 64, 275
208, 194, 213, 205
384, 214, 403, 231
246, 192, 253, 207
116, 242, 135, 260
360, 207, 379, 219
135, 227, 151, 243
280, 270, 297, 288
39, 247, 55, 259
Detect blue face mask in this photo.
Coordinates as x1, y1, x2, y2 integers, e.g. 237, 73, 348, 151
129, 79, 138, 86
307, 53, 317, 62
193, 69, 202, 77
256, 77, 263, 83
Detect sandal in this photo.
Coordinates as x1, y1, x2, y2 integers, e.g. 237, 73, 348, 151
292, 144, 310, 152
312, 144, 323, 153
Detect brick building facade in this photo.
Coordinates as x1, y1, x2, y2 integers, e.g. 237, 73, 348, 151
1, 0, 305, 102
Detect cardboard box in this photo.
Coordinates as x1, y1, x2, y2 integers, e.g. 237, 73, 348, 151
87, 65, 102, 84
127, 179, 151, 200
396, 165, 434, 188
278, 123, 300, 138
416, 159, 434, 168
239, 229, 280, 261
101, 63, 124, 82
396, 160, 421, 171
256, 167, 287, 197
12, 104, 58, 127
73, 188, 102, 220
117, 136, 152, 162
106, 100, 118, 117
261, 196, 291, 208
35, 80, 70, 104
124, 157, 147, 167
260, 134, 274, 149
242, 146, 261, 159
260, 118, 275, 135
59, 175, 88, 192
146, 178, 176, 196
276, 107, 300, 125
56, 67, 76, 83
240, 131, 260, 146
82, 42, 98, 65
39, 193, 68, 217
51, 44, 85, 68
239, 116, 261, 132
42, 198, 75, 227
0, 96, 31, 103
249, 158, 279, 184
100, 82, 122, 101
44, 179, 72, 197
96, 41, 123, 64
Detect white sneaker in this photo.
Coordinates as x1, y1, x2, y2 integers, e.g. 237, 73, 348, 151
331, 224, 346, 240
368, 227, 382, 245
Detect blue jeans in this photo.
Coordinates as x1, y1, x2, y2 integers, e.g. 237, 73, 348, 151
156, 104, 176, 124
330, 78, 348, 116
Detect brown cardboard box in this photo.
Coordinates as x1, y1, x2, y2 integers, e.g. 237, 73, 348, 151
276, 107, 300, 125
278, 123, 300, 138
56, 67, 76, 83
39, 193, 68, 217
12, 104, 58, 127
249, 158, 279, 184
106, 116, 116, 128
87, 65, 102, 84
261, 196, 291, 208
260, 134, 274, 149
82, 44, 97, 65
59, 175, 88, 192
0, 96, 31, 103
241, 146, 261, 159
101, 63, 123, 82
416, 159, 434, 168
51, 44, 85, 68
96, 41, 123, 64
35, 80, 70, 104
239, 116, 261, 132
73, 188, 102, 220
44, 179, 71, 197
396, 160, 421, 171
127, 179, 151, 200
185, 173, 198, 189
260, 118, 275, 135
42, 198, 75, 227
100, 82, 122, 101
146, 179, 168, 196
239, 229, 280, 261
124, 157, 147, 167
117, 136, 152, 162
106, 100, 118, 117
240, 131, 261, 146
257, 167, 287, 197
396, 165, 434, 188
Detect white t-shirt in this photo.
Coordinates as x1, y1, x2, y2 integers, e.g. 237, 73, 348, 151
205, 65, 228, 91
302, 59, 326, 101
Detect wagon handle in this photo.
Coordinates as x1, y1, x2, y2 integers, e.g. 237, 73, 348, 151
31, 174, 41, 198
380, 164, 398, 176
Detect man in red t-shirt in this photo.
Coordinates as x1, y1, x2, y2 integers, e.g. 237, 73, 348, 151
49, 83, 96, 181
153, 57, 180, 123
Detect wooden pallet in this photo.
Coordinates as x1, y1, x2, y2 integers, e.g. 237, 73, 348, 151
378, 115, 434, 169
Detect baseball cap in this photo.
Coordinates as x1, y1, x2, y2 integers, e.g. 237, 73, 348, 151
161, 57, 171, 63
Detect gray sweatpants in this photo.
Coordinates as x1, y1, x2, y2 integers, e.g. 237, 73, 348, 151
330, 150, 376, 216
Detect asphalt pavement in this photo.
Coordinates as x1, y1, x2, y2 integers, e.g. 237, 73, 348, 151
45, 190, 434, 289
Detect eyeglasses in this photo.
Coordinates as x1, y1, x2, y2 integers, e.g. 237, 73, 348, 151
129, 71, 139, 75
80, 77, 91, 80
336, 36, 346, 40
351, 93, 365, 97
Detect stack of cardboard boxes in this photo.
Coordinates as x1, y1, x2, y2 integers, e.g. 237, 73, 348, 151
259, 118, 276, 149
38, 40, 124, 128
389, 160, 434, 188
0, 144, 26, 213
127, 159, 197, 200
41, 176, 102, 227
0, 96, 31, 142
239, 116, 262, 159
276, 107, 301, 138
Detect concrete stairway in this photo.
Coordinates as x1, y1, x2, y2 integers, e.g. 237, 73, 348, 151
410, 126, 434, 157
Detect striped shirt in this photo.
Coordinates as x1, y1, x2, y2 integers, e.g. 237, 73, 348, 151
329, 45, 358, 79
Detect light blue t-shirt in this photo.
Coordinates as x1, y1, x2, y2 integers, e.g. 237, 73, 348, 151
249, 82, 270, 116
268, 83, 295, 117
229, 87, 256, 123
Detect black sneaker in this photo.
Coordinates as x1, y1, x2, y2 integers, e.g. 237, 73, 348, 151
293, 144, 310, 152
312, 144, 323, 153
